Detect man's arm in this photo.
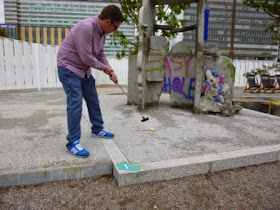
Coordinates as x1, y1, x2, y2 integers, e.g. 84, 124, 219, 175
74, 25, 107, 71
74, 25, 118, 83
98, 38, 118, 83
98, 45, 111, 68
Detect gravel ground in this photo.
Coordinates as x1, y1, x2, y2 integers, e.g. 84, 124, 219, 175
0, 162, 279, 210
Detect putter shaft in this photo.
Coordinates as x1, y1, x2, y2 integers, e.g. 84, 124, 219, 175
117, 84, 146, 119
117, 84, 136, 106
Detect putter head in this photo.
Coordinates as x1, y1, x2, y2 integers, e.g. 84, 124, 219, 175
141, 117, 149, 122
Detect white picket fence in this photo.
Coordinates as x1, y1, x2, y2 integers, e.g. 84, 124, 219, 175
0, 37, 277, 91
233, 60, 277, 87
0, 37, 128, 91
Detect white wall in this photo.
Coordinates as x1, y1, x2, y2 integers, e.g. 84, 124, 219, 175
0, 37, 277, 91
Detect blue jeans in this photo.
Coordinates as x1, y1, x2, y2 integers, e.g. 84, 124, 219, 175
58, 66, 103, 145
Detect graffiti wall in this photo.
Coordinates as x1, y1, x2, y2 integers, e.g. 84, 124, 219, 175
128, 36, 241, 115
145, 52, 197, 104
144, 38, 237, 111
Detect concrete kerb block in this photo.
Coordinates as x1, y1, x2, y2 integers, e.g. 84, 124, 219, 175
210, 145, 280, 172
102, 139, 129, 165
113, 145, 280, 186
0, 164, 112, 187
115, 157, 211, 187
101, 139, 150, 186
101, 139, 130, 182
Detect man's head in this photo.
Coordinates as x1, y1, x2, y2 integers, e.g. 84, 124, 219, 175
99, 5, 124, 34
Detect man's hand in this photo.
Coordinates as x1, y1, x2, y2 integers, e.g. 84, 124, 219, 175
103, 66, 112, 75
103, 66, 118, 84
109, 71, 118, 84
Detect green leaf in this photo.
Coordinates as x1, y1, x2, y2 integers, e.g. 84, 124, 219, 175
108, 1, 190, 59
243, 0, 280, 42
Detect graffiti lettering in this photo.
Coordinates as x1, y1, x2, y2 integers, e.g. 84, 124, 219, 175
146, 52, 195, 101
170, 56, 183, 72
146, 52, 163, 71
163, 56, 172, 76
188, 78, 195, 100
163, 76, 195, 100
146, 53, 193, 77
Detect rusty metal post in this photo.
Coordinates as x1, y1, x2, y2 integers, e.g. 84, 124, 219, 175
229, 0, 237, 59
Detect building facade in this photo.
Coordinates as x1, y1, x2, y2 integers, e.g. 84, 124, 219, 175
2, 0, 135, 57
183, 0, 278, 60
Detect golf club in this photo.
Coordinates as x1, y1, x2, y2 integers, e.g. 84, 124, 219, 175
116, 83, 149, 122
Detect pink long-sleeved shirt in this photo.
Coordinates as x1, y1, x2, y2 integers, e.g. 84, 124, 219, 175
57, 16, 111, 78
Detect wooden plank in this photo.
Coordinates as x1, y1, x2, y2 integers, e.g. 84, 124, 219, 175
45, 45, 51, 87
4, 38, 15, 89
233, 60, 242, 87
23, 42, 33, 88
116, 58, 128, 85
0, 38, 5, 89
50, 46, 56, 87
46, 45, 54, 87
51, 46, 58, 87
241, 61, 248, 85
14, 40, 25, 88
122, 57, 129, 85
31, 43, 41, 91
31, 43, 37, 89
41, 45, 48, 87
55, 46, 62, 87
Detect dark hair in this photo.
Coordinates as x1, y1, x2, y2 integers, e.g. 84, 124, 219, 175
99, 5, 124, 22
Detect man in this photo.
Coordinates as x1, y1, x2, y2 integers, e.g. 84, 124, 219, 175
57, 5, 124, 158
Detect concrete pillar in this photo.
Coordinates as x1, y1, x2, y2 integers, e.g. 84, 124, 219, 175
194, 0, 205, 113
36, 27, 40, 44
145, 36, 167, 106
136, 0, 155, 110
128, 54, 138, 104
58, 28, 62, 45
28, 27, 33, 43
43, 27, 47, 45
65, 28, 69, 37
20, 27, 25, 41
50, 27, 55, 46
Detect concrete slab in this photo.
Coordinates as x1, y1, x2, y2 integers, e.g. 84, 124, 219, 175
0, 90, 112, 187
113, 145, 280, 186
0, 86, 279, 187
